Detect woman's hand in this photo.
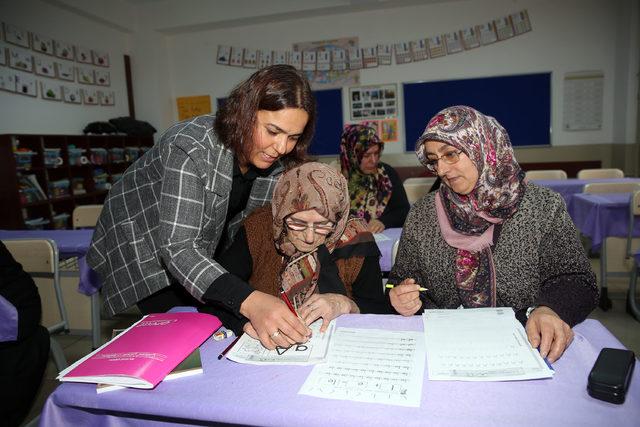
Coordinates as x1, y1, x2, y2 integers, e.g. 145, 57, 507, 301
389, 278, 422, 316
525, 306, 574, 363
239, 291, 311, 350
298, 293, 358, 332
367, 219, 385, 234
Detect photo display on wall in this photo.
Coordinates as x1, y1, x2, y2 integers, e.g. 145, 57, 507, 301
0, 20, 116, 108
349, 83, 397, 121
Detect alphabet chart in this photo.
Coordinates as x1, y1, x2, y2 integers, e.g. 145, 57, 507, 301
299, 328, 425, 407
226, 320, 334, 365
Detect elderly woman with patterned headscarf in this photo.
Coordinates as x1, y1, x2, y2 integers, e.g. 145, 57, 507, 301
214, 162, 392, 349
340, 124, 410, 233
388, 106, 598, 362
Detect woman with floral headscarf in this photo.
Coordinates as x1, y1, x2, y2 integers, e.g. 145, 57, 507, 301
214, 162, 392, 349
388, 106, 598, 362
340, 124, 410, 233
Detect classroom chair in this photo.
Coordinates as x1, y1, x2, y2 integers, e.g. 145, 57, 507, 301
577, 168, 624, 179
525, 170, 568, 180
583, 182, 640, 311
403, 177, 437, 204
583, 182, 640, 194
72, 204, 104, 349
72, 204, 103, 229
2, 239, 69, 371
626, 190, 640, 322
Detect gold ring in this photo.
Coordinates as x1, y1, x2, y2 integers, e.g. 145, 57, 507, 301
271, 330, 281, 338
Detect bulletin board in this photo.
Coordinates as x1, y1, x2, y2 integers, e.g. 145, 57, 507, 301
308, 88, 343, 155
402, 73, 551, 151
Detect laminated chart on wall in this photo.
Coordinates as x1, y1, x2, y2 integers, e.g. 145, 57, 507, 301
176, 95, 212, 121
563, 72, 604, 131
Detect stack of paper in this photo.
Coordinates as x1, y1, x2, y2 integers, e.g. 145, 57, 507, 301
422, 307, 554, 381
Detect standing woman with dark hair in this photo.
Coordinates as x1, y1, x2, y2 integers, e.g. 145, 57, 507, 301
88, 65, 315, 344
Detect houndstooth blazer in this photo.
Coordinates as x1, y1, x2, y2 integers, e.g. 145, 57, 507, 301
87, 115, 282, 316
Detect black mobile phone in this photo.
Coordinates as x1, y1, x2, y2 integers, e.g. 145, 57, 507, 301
587, 348, 636, 404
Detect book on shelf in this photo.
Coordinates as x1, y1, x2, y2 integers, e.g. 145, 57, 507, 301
18, 174, 46, 201
57, 312, 221, 390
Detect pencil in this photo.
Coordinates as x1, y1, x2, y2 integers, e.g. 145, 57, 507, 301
386, 283, 428, 292
217, 334, 242, 360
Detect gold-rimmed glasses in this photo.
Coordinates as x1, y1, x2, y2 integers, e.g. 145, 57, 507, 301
425, 150, 463, 172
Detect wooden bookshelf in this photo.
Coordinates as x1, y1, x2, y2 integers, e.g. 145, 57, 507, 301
0, 134, 153, 230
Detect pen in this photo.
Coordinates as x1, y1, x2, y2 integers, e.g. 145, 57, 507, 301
386, 283, 428, 292
280, 290, 298, 316
217, 334, 242, 360
281, 291, 312, 338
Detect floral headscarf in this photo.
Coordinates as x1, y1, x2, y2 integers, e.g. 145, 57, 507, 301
271, 162, 350, 309
339, 125, 393, 223
416, 106, 526, 307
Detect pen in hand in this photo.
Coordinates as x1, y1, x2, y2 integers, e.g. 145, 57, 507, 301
386, 283, 428, 292
280, 291, 299, 316
217, 334, 242, 360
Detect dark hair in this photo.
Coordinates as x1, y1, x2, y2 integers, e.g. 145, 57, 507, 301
214, 65, 316, 168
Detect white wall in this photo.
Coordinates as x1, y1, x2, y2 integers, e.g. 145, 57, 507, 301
158, 0, 638, 156
0, 0, 637, 156
0, 0, 133, 134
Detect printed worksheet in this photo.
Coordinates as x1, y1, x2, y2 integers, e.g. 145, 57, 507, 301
226, 320, 334, 365
422, 308, 554, 381
299, 328, 425, 407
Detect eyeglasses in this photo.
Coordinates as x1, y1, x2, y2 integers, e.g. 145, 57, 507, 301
424, 150, 463, 172
285, 218, 335, 235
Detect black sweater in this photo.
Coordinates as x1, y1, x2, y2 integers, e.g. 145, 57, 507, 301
0, 241, 43, 348
377, 163, 410, 228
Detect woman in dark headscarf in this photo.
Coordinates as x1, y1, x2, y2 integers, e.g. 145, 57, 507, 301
388, 106, 598, 362
215, 162, 392, 349
340, 124, 410, 233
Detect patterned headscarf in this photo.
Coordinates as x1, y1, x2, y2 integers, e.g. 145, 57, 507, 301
272, 162, 350, 309
339, 125, 393, 223
416, 106, 526, 307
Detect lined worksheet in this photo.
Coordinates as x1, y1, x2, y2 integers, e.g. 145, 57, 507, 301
226, 320, 334, 365
422, 308, 554, 381
299, 328, 425, 407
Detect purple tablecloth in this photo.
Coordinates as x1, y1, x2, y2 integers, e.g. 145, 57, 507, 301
0, 229, 100, 295
568, 193, 640, 250
376, 227, 402, 272
39, 315, 640, 427
531, 178, 640, 209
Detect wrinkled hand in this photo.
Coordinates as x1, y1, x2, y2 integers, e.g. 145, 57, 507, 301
298, 293, 358, 332
525, 306, 574, 363
367, 219, 385, 234
239, 291, 311, 350
389, 278, 422, 316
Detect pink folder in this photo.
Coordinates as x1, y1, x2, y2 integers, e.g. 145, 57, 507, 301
57, 312, 221, 389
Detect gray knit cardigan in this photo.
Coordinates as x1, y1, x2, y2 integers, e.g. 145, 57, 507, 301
389, 183, 599, 326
